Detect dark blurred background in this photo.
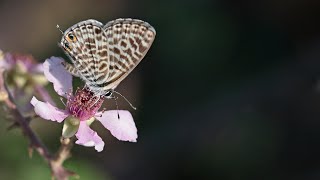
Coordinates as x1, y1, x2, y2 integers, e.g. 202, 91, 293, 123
1, 0, 320, 179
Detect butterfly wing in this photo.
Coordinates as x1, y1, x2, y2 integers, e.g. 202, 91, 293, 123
60, 19, 110, 88
60, 18, 156, 94
101, 18, 156, 91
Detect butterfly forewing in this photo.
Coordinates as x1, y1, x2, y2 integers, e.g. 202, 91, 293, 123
60, 18, 156, 95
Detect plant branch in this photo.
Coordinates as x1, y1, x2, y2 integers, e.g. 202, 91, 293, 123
0, 68, 75, 180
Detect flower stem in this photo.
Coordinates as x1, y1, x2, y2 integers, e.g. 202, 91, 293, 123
0, 68, 75, 180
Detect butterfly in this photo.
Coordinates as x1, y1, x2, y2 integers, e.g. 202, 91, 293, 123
58, 18, 156, 98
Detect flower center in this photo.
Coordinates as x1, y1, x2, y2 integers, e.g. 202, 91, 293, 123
67, 87, 104, 121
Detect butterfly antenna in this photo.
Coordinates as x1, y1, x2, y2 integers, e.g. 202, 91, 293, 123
113, 96, 120, 119
113, 90, 137, 110
56, 24, 64, 35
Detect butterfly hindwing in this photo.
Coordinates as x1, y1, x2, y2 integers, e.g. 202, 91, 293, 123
102, 18, 156, 90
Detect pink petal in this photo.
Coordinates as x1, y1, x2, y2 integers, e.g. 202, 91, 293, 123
32, 63, 44, 73
96, 110, 138, 142
34, 85, 56, 106
0, 59, 10, 69
43, 57, 72, 97
30, 96, 69, 123
75, 121, 105, 152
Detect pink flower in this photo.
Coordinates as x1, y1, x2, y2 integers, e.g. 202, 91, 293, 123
30, 57, 138, 152
0, 52, 43, 72
0, 50, 53, 112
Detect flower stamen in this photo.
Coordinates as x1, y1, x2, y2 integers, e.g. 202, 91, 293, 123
66, 87, 104, 121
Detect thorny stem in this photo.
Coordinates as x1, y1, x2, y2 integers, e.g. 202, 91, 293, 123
0, 68, 75, 180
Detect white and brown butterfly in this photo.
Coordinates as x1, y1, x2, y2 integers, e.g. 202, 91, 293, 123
59, 18, 156, 98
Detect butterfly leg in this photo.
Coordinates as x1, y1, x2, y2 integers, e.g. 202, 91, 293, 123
61, 61, 80, 77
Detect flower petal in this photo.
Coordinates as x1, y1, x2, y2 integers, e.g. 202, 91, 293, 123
43, 57, 72, 97
75, 121, 105, 152
30, 96, 68, 123
34, 85, 55, 106
32, 63, 44, 73
96, 110, 137, 142
0, 54, 10, 69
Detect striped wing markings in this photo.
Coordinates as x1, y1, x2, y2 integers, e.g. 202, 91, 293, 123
101, 18, 156, 90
